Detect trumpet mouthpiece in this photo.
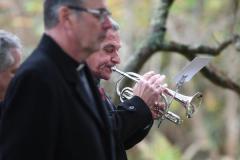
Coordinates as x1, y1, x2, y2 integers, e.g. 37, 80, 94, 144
111, 66, 117, 71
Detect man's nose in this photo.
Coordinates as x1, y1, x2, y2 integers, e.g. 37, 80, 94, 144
111, 54, 120, 64
102, 16, 112, 31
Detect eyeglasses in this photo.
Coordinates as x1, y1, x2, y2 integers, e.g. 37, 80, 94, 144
67, 6, 111, 23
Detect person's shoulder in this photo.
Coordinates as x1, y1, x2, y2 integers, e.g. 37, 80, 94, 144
10, 53, 58, 91
20, 49, 56, 74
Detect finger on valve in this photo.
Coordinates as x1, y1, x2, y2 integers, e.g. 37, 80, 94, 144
142, 71, 155, 80
148, 74, 162, 85
153, 74, 167, 93
150, 96, 166, 119
136, 83, 158, 106
133, 72, 167, 109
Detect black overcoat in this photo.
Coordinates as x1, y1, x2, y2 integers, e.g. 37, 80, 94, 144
0, 34, 115, 160
99, 87, 153, 160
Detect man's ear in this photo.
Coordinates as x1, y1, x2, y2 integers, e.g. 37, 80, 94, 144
57, 6, 73, 28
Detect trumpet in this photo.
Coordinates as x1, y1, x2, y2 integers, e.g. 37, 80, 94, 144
112, 66, 203, 125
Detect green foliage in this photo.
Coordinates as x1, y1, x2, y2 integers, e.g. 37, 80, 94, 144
171, 0, 197, 13
128, 131, 181, 160
206, 0, 225, 12
23, 1, 42, 13
133, 0, 151, 29
108, 0, 124, 18
2, 0, 240, 159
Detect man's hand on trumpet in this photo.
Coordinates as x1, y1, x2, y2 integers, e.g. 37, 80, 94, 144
150, 99, 166, 120
133, 71, 168, 119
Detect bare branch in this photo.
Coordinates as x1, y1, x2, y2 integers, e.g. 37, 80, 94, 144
122, 0, 240, 96
123, 0, 175, 72
165, 36, 240, 95
162, 35, 237, 56
200, 65, 240, 95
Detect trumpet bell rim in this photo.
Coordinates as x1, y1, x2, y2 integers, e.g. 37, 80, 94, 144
186, 92, 203, 118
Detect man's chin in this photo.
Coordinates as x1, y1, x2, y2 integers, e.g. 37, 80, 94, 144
102, 76, 110, 81
101, 74, 111, 81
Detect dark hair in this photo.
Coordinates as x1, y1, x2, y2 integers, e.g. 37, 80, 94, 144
43, 0, 85, 29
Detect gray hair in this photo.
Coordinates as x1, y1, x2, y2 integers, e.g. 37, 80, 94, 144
109, 18, 120, 31
0, 30, 22, 72
44, 0, 85, 29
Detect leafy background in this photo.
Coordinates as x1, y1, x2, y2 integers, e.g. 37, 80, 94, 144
1, 0, 240, 159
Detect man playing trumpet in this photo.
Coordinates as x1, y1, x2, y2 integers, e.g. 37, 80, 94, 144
86, 19, 167, 160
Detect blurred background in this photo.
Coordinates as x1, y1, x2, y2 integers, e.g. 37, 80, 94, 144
1, 0, 240, 159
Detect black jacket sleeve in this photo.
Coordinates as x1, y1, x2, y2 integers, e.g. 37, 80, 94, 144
124, 120, 153, 150
115, 96, 153, 149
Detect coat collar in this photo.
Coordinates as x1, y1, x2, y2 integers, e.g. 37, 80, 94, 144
36, 34, 111, 131
37, 34, 80, 84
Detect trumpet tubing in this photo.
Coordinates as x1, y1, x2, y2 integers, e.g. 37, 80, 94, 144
112, 66, 203, 125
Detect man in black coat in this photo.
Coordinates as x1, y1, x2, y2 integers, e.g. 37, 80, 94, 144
86, 22, 167, 160
0, 30, 22, 117
0, 0, 116, 159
